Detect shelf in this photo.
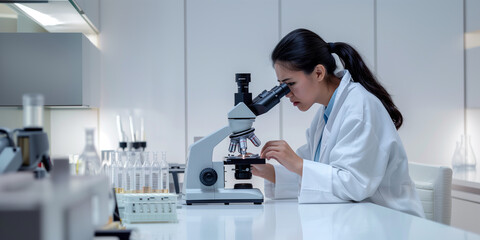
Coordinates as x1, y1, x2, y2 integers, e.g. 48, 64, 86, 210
0, 0, 99, 43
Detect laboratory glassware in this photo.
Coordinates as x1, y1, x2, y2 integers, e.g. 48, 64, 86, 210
78, 128, 101, 176
142, 152, 152, 193
465, 135, 477, 170
161, 151, 169, 193
125, 152, 136, 193
114, 151, 127, 193
151, 152, 161, 193
22, 94, 44, 129
133, 152, 143, 193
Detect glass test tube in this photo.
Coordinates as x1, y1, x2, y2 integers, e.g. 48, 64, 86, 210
160, 151, 169, 193
151, 152, 161, 193
125, 152, 136, 193
114, 152, 126, 193
142, 152, 152, 193
133, 152, 143, 193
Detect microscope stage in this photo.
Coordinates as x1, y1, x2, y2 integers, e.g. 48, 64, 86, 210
224, 155, 266, 165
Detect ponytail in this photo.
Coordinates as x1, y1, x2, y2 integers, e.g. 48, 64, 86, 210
272, 29, 403, 129
330, 42, 403, 129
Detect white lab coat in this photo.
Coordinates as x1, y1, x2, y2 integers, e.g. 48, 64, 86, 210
265, 70, 425, 217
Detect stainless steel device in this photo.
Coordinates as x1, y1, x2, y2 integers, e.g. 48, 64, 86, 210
183, 73, 290, 205
0, 94, 51, 177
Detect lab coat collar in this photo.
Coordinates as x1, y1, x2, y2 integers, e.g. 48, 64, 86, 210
316, 70, 353, 162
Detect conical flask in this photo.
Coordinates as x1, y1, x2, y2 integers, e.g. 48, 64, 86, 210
79, 128, 101, 176
465, 135, 477, 170
452, 141, 463, 171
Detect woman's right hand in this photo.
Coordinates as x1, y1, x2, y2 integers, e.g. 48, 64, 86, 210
251, 163, 275, 183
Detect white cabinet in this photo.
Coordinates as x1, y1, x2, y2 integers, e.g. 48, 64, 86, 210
280, 0, 375, 151
0, 33, 100, 107
186, 0, 280, 161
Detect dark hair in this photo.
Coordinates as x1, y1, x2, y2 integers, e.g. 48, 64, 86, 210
271, 28, 403, 129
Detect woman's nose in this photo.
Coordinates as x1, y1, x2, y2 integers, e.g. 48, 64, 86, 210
286, 91, 293, 98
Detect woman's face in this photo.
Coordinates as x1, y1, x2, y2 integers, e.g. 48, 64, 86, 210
274, 62, 324, 112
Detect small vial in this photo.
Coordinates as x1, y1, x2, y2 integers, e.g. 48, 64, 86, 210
151, 152, 161, 193
160, 152, 169, 193
142, 152, 152, 193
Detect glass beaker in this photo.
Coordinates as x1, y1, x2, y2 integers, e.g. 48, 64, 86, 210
22, 93, 44, 129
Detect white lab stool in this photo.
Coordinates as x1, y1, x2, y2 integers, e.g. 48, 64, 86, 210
408, 162, 453, 225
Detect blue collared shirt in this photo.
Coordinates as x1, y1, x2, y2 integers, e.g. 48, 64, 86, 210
313, 88, 338, 162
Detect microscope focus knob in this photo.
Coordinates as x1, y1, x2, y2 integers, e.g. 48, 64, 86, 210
199, 168, 218, 186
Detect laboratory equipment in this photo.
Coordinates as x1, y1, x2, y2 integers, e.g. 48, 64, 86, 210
133, 152, 143, 193
0, 158, 111, 240
78, 128, 102, 175
0, 94, 51, 177
142, 152, 152, 193
125, 152, 136, 193
169, 163, 186, 194
183, 73, 290, 205
161, 151, 169, 193
151, 152, 162, 193
113, 152, 126, 193
117, 114, 147, 151
119, 193, 178, 223
452, 135, 477, 172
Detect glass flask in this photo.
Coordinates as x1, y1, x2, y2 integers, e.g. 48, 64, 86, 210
452, 141, 463, 171
78, 128, 101, 176
160, 151, 169, 193
142, 152, 152, 193
465, 135, 477, 170
151, 152, 161, 193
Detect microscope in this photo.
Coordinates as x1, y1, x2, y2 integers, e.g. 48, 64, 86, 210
0, 94, 51, 178
183, 73, 290, 205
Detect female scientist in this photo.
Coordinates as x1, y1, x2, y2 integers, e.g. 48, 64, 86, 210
251, 28, 424, 217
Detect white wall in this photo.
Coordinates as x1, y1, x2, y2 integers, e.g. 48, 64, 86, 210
99, 0, 185, 163
377, 0, 464, 167
186, 0, 280, 162
280, 0, 375, 151
465, 0, 480, 177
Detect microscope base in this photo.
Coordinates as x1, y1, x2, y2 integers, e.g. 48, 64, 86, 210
185, 198, 263, 205
183, 188, 264, 205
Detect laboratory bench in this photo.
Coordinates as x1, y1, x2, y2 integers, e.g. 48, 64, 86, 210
124, 199, 480, 240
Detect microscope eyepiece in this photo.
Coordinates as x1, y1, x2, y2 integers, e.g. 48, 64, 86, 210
250, 83, 291, 116
235, 73, 253, 106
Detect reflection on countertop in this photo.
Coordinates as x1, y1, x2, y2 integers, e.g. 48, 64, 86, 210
124, 199, 480, 240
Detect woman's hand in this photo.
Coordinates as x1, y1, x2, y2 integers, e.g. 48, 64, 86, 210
260, 140, 303, 176
251, 163, 275, 183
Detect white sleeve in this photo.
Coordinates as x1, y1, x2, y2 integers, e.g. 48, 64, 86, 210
299, 118, 388, 203
264, 164, 301, 199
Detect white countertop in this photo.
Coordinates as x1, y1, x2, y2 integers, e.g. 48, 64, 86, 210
124, 199, 480, 240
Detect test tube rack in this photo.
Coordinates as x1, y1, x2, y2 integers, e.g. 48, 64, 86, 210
117, 193, 178, 223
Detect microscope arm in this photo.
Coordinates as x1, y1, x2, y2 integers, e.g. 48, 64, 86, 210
184, 126, 231, 190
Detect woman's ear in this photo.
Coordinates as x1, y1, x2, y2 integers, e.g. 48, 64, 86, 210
314, 64, 327, 82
